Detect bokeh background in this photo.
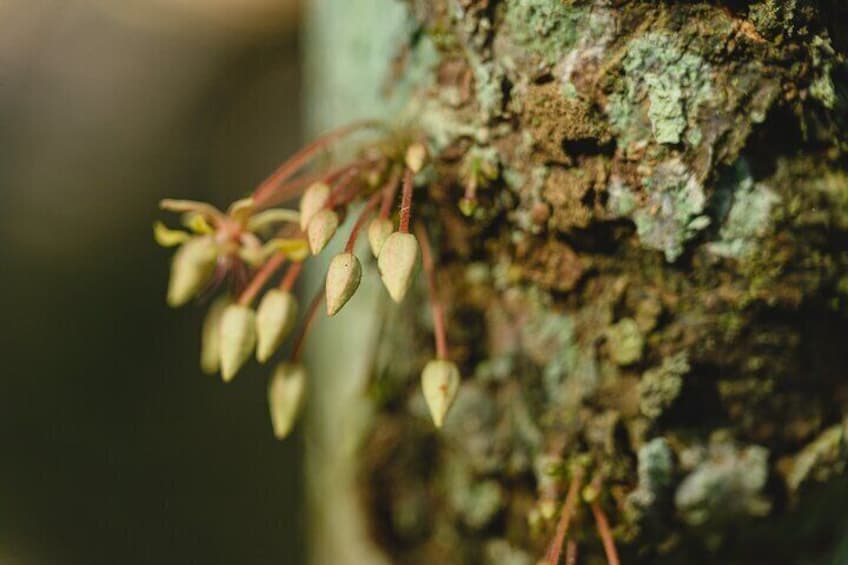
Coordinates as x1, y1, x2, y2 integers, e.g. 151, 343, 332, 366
0, 0, 308, 563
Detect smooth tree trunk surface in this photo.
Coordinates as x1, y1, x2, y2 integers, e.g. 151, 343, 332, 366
305, 1, 848, 564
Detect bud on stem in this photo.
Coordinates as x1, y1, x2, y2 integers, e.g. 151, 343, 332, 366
166, 236, 218, 307
307, 209, 339, 255
377, 232, 419, 303
219, 304, 257, 382
325, 253, 362, 316
256, 290, 298, 363
268, 362, 307, 439
421, 359, 460, 428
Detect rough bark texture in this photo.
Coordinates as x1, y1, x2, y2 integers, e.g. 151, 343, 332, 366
307, 1, 848, 564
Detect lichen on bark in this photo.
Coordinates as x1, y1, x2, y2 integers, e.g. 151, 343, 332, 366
307, 1, 848, 563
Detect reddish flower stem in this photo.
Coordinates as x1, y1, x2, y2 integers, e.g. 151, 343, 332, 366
545, 469, 584, 565
344, 191, 382, 253
238, 254, 286, 306
279, 261, 304, 292
414, 221, 448, 360
590, 485, 620, 565
379, 167, 403, 220
398, 169, 414, 233
291, 284, 325, 363
252, 120, 382, 207
324, 168, 361, 209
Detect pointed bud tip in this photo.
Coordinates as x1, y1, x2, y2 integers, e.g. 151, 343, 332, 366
421, 359, 460, 429
219, 304, 257, 382
299, 183, 331, 230
326, 253, 362, 316
405, 142, 428, 174
268, 362, 307, 439
307, 209, 339, 255
256, 290, 298, 363
377, 232, 419, 303
166, 236, 218, 307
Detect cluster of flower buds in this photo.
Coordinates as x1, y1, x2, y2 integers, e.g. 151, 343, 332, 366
155, 124, 461, 438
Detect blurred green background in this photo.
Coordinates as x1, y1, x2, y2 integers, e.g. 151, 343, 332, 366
0, 0, 307, 563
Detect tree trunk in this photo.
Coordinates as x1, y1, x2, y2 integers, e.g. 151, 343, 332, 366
305, 1, 848, 563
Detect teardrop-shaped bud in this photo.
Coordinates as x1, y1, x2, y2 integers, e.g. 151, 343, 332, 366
367, 218, 394, 258
200, 295, 231, 375
167, 236, 218, 307
268, 362, 306, 439
405, 142, 428, 174
307, 209, 339, 255
219, 304, 257, 382
377, 232, 419, 303
326, 253, 362, 316
421, 359, 460, 428
255, 290, 298, 363
299, 182, 330, 230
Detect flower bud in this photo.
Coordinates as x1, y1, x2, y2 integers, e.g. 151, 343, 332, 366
255, 290, 298, 363
166, 236, 218, 307
367, 218, 394, 258
219, 304, 257, 382
421, 359, 460, 428
326, 253, 362, 316
307, 209, 339, 255
405, 142, 428, 174
377, 232, 419, 303
200, 296, 231, 375
299, 182, 330, 230
268, 362, 306, 439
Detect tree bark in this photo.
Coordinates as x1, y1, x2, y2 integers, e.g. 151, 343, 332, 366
306, 1, 848, 563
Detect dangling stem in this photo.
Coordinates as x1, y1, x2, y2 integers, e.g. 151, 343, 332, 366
291, 285, 325, 363
590, 484, 620, 565
344, 191, 382, 253
414, 221, 448, 360
237, 254, 286, 306
398, 168, 414, 233
279, 261, 304, 292
545, 469, 584, 565
379, 166, 403, 220
252, 120, 382, 206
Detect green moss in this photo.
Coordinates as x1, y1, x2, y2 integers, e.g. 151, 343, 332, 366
607, 32, 714, 147
639, 352, 690, 419
606, 318, 644, 366
786, 419, 848, 494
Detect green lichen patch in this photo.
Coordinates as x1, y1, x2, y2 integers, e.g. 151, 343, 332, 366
503, 0, 587, 66
708, 160, 781, 259
674, 439, 771, 528
607, 32, 715, 147
630, 159, 710, 262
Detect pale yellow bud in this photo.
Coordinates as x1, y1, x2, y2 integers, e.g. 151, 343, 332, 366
306, 209, 339, 255
367, 218, 394, 258
219, 304, 257, 382
200, 296, 231, 375
421, 359, 460, 428
325, 253, 362, 316
299, 182, 330, 230
377, 232, 419, 303
167, 236, 218, 307
255, 290, 298, 363
405, 142, 428, 174
268, 362, 306, 439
